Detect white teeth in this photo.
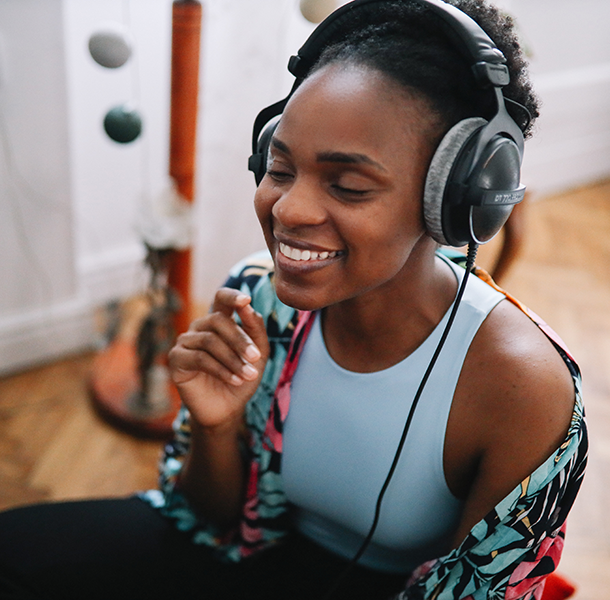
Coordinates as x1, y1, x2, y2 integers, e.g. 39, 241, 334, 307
279, 242, 339, 262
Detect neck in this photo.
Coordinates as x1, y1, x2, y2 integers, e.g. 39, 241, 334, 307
322, 240, 457, 372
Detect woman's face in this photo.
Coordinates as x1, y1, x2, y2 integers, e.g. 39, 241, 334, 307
254, 63, 440, 311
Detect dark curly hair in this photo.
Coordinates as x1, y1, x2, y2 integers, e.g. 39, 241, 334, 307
310, 0, 539, 139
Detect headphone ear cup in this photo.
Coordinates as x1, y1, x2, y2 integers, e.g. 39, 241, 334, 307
423, 117, 487, 246
250, 118, 280, 186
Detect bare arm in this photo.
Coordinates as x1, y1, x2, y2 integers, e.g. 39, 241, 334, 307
445, 300, 576, 546
167, 288, 270, 528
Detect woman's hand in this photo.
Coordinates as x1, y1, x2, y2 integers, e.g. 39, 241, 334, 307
168, 288, 270, 431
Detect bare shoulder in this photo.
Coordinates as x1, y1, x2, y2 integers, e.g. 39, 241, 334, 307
445, 298, 576, 539
465, 298, 575, 435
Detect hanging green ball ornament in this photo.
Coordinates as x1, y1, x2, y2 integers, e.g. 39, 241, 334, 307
103, 104, 143, 143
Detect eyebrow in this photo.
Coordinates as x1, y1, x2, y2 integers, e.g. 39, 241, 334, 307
270, 137, 387, 172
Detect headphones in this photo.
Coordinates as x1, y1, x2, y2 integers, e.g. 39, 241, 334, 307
248, 0, 527, 248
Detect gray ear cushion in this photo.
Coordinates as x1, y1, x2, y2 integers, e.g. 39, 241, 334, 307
423, 117, 487, 245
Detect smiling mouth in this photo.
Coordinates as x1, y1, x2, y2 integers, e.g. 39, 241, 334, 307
278, 242, 343, 262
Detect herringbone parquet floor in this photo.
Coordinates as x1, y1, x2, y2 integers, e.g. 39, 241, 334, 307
1, 180, 609, 599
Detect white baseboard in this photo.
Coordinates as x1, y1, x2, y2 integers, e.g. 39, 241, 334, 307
0, 244, 146, 376
0, 297, 95, 376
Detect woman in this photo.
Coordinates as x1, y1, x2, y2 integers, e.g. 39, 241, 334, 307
0, 1, 586, 599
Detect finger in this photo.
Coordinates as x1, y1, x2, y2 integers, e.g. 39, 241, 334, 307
210, 287, 252, 318
169, 344, 248, 387
186, 311, 260, 366
234, 303, 268, 362
171, 327, 262, 387
179, 327, 260, 378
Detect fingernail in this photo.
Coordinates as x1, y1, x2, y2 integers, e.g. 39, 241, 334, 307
230, 374, 244, 386
241, 364, 258, 380
244, 344, 261, 362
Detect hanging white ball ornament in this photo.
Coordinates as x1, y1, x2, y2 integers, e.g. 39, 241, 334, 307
88, 23, 133, 69
299, 0, 339, 24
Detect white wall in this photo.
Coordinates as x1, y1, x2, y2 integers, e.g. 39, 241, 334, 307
512, 0, 610, 194
0, 0, 174, 374
63, 0, 173, 304
0, 0, 609, 375
0, 0, 87, 373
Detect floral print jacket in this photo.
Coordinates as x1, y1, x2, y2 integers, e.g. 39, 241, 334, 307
141, 250, 588, 600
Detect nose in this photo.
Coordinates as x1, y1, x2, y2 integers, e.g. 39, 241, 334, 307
270, 175, 327, 231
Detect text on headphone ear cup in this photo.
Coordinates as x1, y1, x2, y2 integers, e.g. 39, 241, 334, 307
465, 135, 522, 244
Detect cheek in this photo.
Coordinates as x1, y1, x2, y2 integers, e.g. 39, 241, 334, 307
253, 184, 275, 229
341, 206, 425, 285
346, 201, 422, 256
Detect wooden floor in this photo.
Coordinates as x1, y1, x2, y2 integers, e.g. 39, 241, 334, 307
1, 180, 610, 598
0, 353, 163, 508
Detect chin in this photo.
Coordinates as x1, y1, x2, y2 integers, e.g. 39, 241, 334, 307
274, 281, 329, 312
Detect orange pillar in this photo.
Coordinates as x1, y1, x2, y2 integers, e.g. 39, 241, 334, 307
168, 0, 202, 336
89, 1, 203, 438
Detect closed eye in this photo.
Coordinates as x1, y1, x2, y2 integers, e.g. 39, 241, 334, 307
267, 169, 293, 183
331, 183, 373, 200
333, 185, 368, 194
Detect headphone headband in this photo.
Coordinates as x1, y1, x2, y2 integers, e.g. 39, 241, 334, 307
289, 0, 509, 86
251, 0, 515, 156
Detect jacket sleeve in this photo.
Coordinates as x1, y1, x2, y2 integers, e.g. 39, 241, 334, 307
139, 251, 299, 561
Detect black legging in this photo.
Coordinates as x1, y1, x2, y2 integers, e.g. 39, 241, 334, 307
0, 497, 407, 600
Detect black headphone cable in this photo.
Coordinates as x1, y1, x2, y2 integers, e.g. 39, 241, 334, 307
320, 242, 479, 600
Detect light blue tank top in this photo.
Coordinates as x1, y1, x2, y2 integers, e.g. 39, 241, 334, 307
282, 256, 505, 573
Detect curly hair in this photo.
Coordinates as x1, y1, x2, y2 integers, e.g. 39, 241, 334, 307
310, 0, 539, 139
